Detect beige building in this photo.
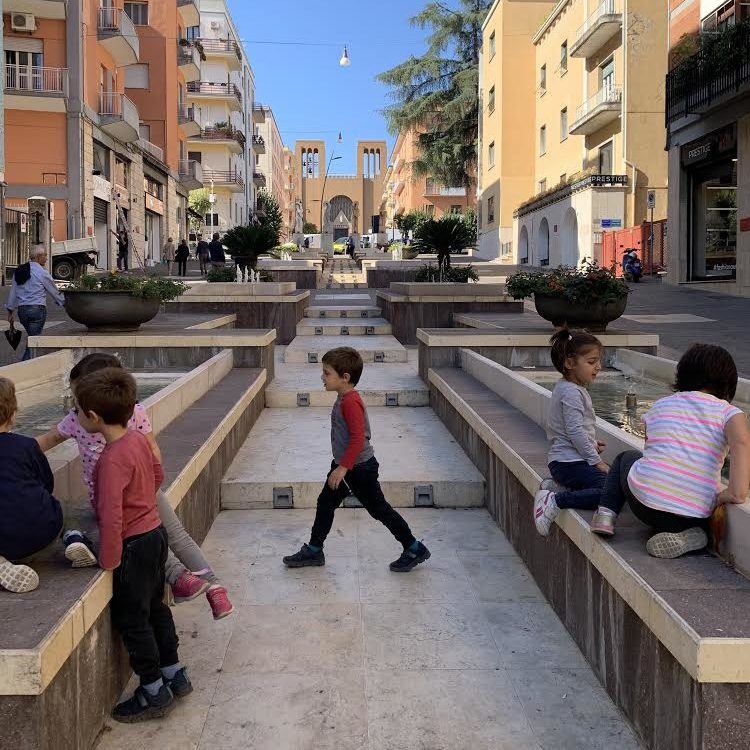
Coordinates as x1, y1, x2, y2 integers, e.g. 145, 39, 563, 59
479, 0, 668, 266
254, 105, 285, 227
281, 146, 299, 241
296, 139, 387, 242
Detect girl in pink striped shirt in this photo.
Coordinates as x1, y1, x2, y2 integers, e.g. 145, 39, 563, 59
589, 344, 750, 558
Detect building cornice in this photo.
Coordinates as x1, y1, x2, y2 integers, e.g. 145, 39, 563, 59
482, 0, 502, 31
532, 0, 571, 45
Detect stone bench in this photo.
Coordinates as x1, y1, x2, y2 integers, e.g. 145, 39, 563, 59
0, 362, 267, 750
427, 350, 750, 750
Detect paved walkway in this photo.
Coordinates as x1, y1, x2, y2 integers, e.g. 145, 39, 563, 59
96, 509, 642, 750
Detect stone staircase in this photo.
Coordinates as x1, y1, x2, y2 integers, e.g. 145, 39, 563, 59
322, 256, 366, 288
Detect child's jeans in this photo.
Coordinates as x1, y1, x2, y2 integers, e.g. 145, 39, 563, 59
598, 451, 710, 533
549, 461, 606, 510
310, 458, 416, 549
110, 526, 179, 686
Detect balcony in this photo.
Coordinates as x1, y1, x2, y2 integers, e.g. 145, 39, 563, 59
424, 185, 467, 198
252, 134, 266, 154
177, 43, 201, 83
253, 170, 267, 187
252, 105, 266, 124
5, 0, 65, 19
189, 126, 246, 153
139, 139, 165, 163
178, 105, 201, 137
202, 168, 245, 192
570, 0, 622, 59
97, 7, 139, 67
179, 160, 204, 190
4, 65, 68, 112
666, 22, 750, 126
176, 0, 200, 28
187, 81, 242, 111
569, 85, 622, 135
99, 92, 140, 143
199, 38, 242, 70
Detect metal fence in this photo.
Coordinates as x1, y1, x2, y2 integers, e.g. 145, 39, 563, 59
2, 208, 31, 282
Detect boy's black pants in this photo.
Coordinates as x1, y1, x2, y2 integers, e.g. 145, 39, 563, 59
110, 526, 179, 686
310, 458, 416, 549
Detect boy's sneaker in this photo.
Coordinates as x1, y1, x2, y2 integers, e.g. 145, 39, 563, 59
389, 541, 431, 572
171, 571, 210, 603
646, 528, 708, 559
112, 684, 175, 723
590, 509, 616, 536
62, 531, 97, 568
533, 490, 559, 537
206, 585, 234, 620
164, 667, 193, 699
0, 556, 39, 593
283, 544, 325, 568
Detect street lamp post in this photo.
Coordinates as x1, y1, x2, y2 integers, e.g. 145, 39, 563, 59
319, 153, 342, 236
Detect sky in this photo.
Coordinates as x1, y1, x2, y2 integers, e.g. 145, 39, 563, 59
229, 0, 431, 175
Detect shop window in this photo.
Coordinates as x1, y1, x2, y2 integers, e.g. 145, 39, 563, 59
598, 141, 613, 175
124, 2, 149, 25
487, 196, 495, 224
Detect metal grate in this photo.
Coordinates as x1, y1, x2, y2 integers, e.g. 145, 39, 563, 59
341, 326, 349, 335
374, 352, 385, 363
361, 311, 369, 318
366, 326, 375, 335
341, 311, 348, 318
385, 393, 399, 407
414, 485, 434, 507
308, 353, 319, 364
314, 327, 323, 335
273, 487, 294, 509
297, 393, 310, 407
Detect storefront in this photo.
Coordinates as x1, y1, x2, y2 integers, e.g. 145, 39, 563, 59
144, 174, 165, 266
682, 124, 738, 280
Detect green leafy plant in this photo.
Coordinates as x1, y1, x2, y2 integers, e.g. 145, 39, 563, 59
416, 263, 478, 283
395, 209, 429, 241
412, 214, 474, 276
188, 189, 211, 234
302, 221, 318, 234
221, 224, 280, 269
257, 189, 283, 239
274, 242, 299, 253
506, 261, 629, 305
72, 273, 189, 302
462, 207, 478, 246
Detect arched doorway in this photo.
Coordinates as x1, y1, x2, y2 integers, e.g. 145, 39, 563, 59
562, 208, 579, 267
325, 195, 354, 240
538, 218, 550, 266
519, 225, 529, 264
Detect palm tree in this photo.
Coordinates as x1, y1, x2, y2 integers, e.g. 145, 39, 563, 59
221, 224, 280, 270
412, 214, 473, 278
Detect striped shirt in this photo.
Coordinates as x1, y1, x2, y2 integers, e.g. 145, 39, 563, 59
628, 391, 743, 518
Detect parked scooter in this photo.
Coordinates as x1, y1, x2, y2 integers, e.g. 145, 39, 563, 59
622, 250, 643, 283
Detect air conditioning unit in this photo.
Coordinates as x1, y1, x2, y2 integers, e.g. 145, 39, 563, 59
12, 13, 36, 32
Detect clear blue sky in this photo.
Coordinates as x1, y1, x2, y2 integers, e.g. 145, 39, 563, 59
229, 0, 430, 175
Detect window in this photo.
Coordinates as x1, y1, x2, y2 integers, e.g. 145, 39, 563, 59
205, 213, 219, 227
560, 173, 567, 184
600, 57, 615, 91
539, 125, 547, 156
560, 108, 568, 141
93, 141, 110, 179
425, 177, 435, 194
487, 196, 495, 223
114, 157, 129, 189
139, 124, 150, 141
488, 85, 495, 114
450, 204, 462, 214
559, 41, 568, 74
598, 141, 613, 175
124, 2, 148, 25
186, 25, 200, 41
488, 141, 496, 168
538, 179, 547, 193
424, 204, 435, 217
489, 31, 496, 59
539, 64, 547, 94
145, 176, 163, 200
124, 64, 149, 89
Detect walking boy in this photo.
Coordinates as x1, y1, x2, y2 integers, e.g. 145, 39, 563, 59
283, 347, 430, 571
74, 368, 191, 722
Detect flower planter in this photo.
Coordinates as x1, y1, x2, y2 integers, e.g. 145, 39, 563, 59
64, 290, 161, 332
533, 293, 628, 332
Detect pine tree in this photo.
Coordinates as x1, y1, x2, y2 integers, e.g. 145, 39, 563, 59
378, 0, 490, 192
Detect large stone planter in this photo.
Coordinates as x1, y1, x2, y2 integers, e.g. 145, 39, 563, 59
64, 290, 161, 332
533, 293, 627, 332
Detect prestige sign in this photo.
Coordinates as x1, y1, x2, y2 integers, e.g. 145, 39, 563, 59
682, 124, 737, 166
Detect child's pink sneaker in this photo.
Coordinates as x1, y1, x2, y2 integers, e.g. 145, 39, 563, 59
171, 571, 210, 603
590, 509, 616, 536
206, 585, 234, 620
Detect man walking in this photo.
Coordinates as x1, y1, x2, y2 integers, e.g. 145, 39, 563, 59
208, 233, 225, 270
5, 245, 65, 361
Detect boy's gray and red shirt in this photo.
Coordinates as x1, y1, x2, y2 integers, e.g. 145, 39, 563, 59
331, 390, 375, 469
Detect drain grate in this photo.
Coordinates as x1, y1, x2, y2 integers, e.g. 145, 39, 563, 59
414, 485, 434, 507
314, 327, 323, 335
385, 393, 399, 407
361, 311, 369, 318
320, 310, 327, 318
374, 351, 385, 363
273, 487, 294, 509
307, 353, 319, 364
341, 326, 349, 335
341, 310, 348, 318
297, 393, 310, 407
366, 326, 375, 335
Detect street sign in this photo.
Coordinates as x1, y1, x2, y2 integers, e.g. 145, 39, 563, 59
600, 218, 622, 228
647, 190, 656, 210
19, 213, 27, 233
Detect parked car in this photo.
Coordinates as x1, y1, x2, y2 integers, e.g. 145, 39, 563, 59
332, 237, 348, 254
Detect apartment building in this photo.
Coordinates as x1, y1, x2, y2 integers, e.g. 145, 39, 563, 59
185, 0, 256, 237
666, 0, 750, 296
479, 0, 668, 267
281, 145, 299, 241
254, 105, 286, 226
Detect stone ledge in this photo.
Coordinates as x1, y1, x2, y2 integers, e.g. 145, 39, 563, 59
180, 281, 298, 296
185, 314, 237, 330
416, 328, 659, 348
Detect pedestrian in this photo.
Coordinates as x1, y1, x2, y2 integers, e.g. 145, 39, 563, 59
208, 232, 225, 270
163, 237, 175, 277
196, 235, 210, 276
533, 329, 609, 536
283, 346, 431, 572
303, 236, 310, 249
589, 343, 750, 559
345, 235, 355, 256
113, 228, 129, 271
175, 239, 190, 277
4, 244, 65, 361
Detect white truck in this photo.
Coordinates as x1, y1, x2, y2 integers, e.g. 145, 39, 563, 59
50, 237, 99, 281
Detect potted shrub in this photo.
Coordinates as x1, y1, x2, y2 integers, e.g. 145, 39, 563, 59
222, 189, 282, 271
65, 273, 189, 332
411, 214, 474, 279
506, 261, 629, 332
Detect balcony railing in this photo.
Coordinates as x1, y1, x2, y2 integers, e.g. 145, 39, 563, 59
97, 6, 139, 66
139, 139, 164, 162
252, 134, 265, 147
570, 85, 622, 134
177, 43, 202, 79
99, 92, 140, 143
424, 185, 467, 197
4, 65, 68, 95
179, 159, 204, 188
193, 126, 246, 146
199, 38, 242, 61
202, 168, 245, 188
571, 0, 622, 58
253, 171, 267, 186
187, 81, 242, 104
666, 21, 750, 126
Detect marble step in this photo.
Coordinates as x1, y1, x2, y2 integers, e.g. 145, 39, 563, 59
221, 408, 485, 509
266, 362, 428, 407
284, 335, 407, 364
304, 306, 382, 319
296, 318, 392, 336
